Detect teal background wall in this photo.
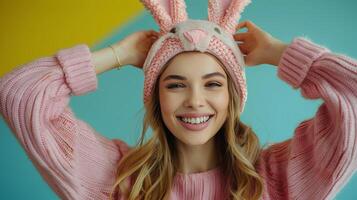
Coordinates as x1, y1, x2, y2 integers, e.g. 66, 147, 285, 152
1, 0, 356, 199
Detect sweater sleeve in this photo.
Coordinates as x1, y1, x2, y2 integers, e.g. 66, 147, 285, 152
257, 38, 357, 200
0, 45, 130, 199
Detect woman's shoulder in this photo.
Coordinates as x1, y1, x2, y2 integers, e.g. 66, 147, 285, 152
112, 139, 133, 156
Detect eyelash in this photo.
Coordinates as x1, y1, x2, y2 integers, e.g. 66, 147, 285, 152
166, 82, 222, 89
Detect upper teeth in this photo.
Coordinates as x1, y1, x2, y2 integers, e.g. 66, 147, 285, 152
180, 116, 210, 124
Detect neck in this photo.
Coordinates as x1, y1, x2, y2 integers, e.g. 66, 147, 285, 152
175, 134, 221, 174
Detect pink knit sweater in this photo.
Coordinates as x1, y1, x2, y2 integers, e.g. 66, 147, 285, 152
0, 38, 356, 200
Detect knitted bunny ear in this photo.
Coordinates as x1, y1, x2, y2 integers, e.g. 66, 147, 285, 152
208, 0, 251, 34
140, 0, 188, 34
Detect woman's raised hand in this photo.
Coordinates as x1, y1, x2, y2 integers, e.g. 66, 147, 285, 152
113, 30, 159, 69
234, 21, 288, 67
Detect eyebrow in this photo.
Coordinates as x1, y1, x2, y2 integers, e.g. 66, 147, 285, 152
163, 72, 226, 81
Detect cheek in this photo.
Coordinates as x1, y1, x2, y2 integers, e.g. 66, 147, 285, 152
159, 89, 181, 119
210, 91, 229, 111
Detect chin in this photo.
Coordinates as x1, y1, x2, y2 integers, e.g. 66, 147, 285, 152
176, 134, 213, 146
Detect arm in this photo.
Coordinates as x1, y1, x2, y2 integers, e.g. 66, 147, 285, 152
0, 30, 159, 199
0, 45, 128, 199
92, 45, 126, 74
262, 38, 356, 200
235, 21, 357, 199
93, 30, 159, 75
0, 45, 121, 199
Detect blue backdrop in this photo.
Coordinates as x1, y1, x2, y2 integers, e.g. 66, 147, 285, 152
1, 0, 356, 199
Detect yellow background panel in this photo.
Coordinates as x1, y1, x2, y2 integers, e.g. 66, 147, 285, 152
0, 0, 144, 77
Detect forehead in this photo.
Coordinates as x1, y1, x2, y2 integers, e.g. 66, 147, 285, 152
159, 52, 227, 79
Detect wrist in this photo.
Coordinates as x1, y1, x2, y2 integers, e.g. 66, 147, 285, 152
111, 43, 130, 66
92, 43, 130, 75
92, 47, 117, 74
266, 39, 288, 67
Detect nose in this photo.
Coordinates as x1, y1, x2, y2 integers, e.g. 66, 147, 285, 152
183, 29, 208, 45
184, 87, 205, 109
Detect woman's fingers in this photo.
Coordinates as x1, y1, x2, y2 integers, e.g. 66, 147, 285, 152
236, 20, 254, 31
151, 30, 160, 35
234, 32, 252, 55
236, 21, 247, 31
238, 43, 250, 55
236, 20, 262, 35
142, 30, 159, 38
233, 32, 250, 41
244, 53, 255, 66
150, 31, 160, 37
149, 30, 160, 40
141, 30, 159, 41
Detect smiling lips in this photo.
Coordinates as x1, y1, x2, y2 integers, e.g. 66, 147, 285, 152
176, 113, 214, 118
176, 113, 214, 131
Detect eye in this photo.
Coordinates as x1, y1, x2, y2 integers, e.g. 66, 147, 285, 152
214, 27, 221, 34
166, 83, 184, 89
206, 82, 222, 87
169, 27, 176, 33
166, 82, 222, 89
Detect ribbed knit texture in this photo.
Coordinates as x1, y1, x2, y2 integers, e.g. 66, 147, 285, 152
140, 0, 188, 34
0, 38, 356, 200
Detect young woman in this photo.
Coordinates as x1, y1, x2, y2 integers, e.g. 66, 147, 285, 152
0, 0, 356, 199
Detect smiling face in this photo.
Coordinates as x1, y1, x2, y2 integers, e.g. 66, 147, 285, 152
158, 52, 229, 146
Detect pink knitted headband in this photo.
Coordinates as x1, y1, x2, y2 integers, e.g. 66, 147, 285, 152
141, 0, 251, 113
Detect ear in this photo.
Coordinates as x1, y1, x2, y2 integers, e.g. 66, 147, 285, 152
208, 0, 251, 34
140, 0, 188, 34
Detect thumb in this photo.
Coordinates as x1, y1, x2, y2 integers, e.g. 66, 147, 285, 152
243, 54, 251, 66
243, 53, 256, 67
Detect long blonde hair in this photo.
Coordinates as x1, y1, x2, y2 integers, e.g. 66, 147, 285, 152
110, 61, 264, 200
